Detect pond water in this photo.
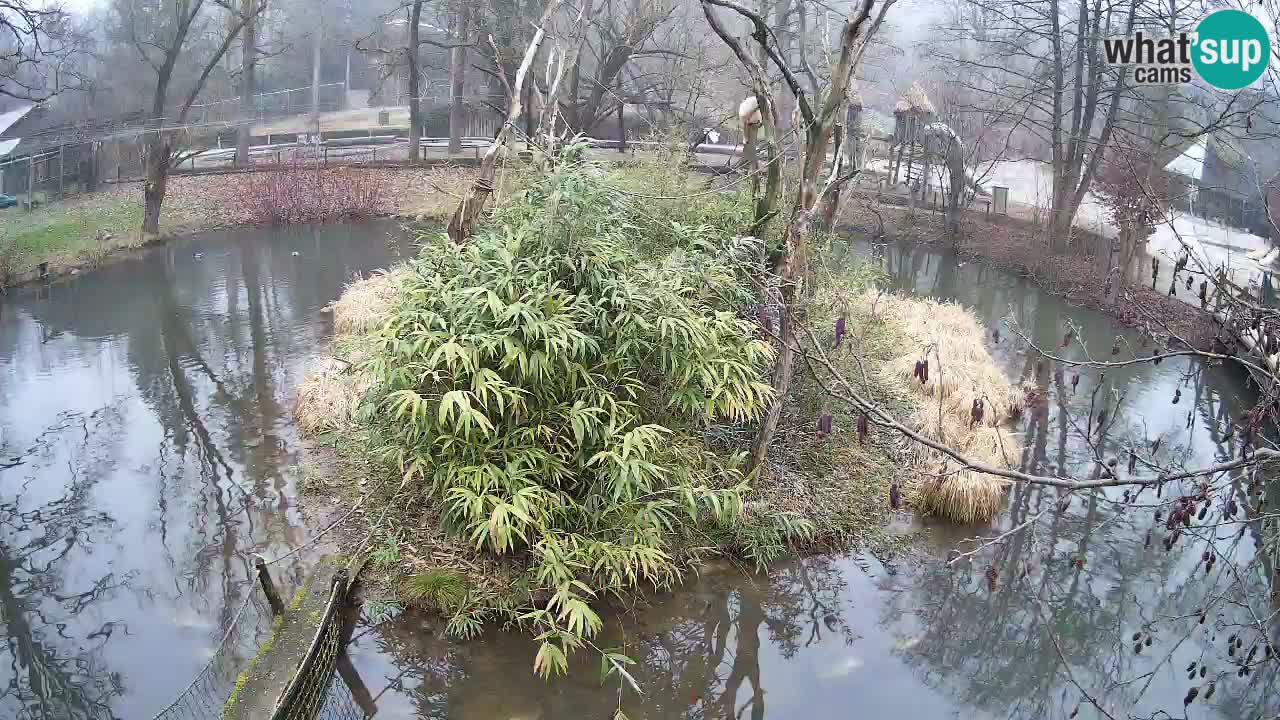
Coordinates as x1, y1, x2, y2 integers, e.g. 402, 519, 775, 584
0, 225, 1275, 719
0, 221, 414, 719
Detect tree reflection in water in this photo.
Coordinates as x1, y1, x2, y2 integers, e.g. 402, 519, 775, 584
356, 556, 859, 720
0, 222, 413, 717
0, 408, 129, 719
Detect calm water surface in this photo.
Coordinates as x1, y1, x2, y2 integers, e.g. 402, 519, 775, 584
0, 221, 413, 719
1, 228, 1275, 719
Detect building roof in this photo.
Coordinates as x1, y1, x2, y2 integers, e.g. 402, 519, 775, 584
1164, 137, 1206, 181
0, 103, 35, 137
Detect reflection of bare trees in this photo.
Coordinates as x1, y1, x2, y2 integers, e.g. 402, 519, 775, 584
871, 239, 1279, 719
0, 411, 129, 719
0, 223, 411, 717
360, 556, 857, 719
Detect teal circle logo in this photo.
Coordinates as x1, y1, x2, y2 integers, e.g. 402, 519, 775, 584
1193, 10, 1270, 90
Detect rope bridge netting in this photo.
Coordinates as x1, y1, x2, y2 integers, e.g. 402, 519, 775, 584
269, 570, 351, 720
150, 567, 362, 720
149, 590, 274, 720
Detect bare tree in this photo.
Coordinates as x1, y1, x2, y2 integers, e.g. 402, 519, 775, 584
1, 1, 84, 101
933, 0, 1138, 251
700, 0, 892, 471
234, 0, 258, 168
115, 0, 268, 235
406, 0, 423, 162
446, 0, 563, 243
446, 0, 470, 154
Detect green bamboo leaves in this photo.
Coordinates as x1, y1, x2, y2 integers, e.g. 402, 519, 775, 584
361, 164, 775, 675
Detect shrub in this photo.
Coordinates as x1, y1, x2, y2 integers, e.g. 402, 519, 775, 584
359, 162, 774, 669
239, 161, 389, 224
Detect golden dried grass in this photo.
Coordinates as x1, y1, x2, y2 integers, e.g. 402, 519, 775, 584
870, 291, 1023, 523
329, 269, 408, 336
295, 271, 404, 433
295, 357, 371, 434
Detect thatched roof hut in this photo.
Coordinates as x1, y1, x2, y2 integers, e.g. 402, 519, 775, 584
901, 82, 935, 115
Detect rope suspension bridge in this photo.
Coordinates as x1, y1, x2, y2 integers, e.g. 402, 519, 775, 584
151, 556, 376, 720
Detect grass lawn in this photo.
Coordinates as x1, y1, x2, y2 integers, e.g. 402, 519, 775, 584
1, 197, 144, 276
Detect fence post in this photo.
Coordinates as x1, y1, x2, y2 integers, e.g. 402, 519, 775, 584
254, 555, 286, 616
58, 144, 65, 197
27, 154, 34, 211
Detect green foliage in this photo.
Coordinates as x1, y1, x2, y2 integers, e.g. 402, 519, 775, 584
735, 513, 817, 570
363, 599, 404, 625
361, 162, 774, 673
401, 570, 468, 613
370, 532, 401, 569
604, 158, 753, 252
0, 198, 142, 274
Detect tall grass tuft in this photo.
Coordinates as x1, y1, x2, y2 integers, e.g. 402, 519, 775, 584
294, 271, 408, 434
872, 292, 1024, 523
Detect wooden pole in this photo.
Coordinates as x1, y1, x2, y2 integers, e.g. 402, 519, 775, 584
524, 80, 533, 151
616, 76, 625, 153
58, 144, 64, 197
27, 154, 34, 211
254, 555, 286, 616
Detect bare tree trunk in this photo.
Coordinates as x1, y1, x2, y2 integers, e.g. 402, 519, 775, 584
537, 0, 595, 159
236, 0, 258, 168
847, 103, 862, 169
946, 160, 963, 240
137, 0, 264, 237
408, 0, 423, 163
143, 136, 169, 235
817, 129, 845, 229
751, 206, 810, 468
447, 1, 470, 155
707, 10, 781, 238
447, 0, 563, 243
311, 17, 323, 135
700, 0, 882, 471
772, 0, 794, 134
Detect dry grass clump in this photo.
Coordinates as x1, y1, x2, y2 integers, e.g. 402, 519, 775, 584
294, 357, 372, 434
295, 271, 406, 433
329, 269, 408, 335
870, 291, 1024, 523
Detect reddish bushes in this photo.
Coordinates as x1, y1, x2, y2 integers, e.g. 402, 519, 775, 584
238, 161, 390, 224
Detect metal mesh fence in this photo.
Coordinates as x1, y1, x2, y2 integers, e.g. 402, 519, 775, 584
150, 590, 274, 720
314, 672, 367, 720
270, 570, 352, 720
